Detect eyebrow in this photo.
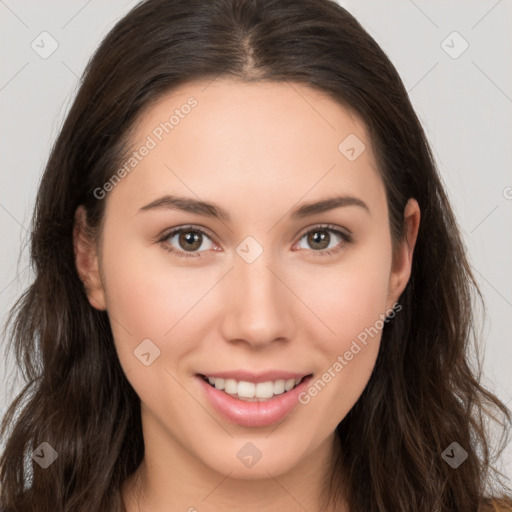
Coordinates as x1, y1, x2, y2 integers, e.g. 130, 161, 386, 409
139, 194, 370, 221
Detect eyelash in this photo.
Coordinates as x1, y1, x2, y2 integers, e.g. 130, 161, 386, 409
158, 224, 352, 259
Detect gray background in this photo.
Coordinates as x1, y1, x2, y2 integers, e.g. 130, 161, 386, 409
1, 0, 511, 483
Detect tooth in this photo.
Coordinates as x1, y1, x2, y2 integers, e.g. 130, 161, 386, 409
237, 381, 256, 398
238, 396, 260, 402
224, 379, 238, 395
207, 375, 305, 398
255, 381, 274, 399
273, 379, 285, 395
284, 379, 296, 391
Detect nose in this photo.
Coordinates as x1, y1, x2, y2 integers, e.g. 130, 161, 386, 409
219, 251, 296, 349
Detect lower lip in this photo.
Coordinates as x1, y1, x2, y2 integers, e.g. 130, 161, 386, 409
196, 374, 313, 428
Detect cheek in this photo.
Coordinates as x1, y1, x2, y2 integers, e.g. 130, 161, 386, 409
98, 232, 206, 370
293, 241, 393, 352
291, 239, 392, 419
99, 237, 211, 422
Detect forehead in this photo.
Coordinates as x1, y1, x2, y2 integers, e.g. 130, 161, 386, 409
109, 79, 385, 217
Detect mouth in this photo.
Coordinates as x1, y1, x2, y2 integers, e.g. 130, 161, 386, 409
196, 372, 314, 427
198, 373, 312, 402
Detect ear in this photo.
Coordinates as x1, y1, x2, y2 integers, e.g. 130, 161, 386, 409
73, 205, 107, 311
386, 198, 420, 309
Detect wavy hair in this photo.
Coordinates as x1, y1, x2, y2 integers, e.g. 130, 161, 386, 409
1, 0, 511, 510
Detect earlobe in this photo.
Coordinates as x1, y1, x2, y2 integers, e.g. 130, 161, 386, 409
73, 206, 107, 311
387, 198, 421, 308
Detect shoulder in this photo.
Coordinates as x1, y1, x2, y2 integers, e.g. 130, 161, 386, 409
480, 497, 512, 512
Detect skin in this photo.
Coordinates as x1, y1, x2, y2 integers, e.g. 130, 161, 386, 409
73, 79, 420, 512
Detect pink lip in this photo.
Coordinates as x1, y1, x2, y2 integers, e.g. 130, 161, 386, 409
196, 374, 313, 428
198, 369, 308, 384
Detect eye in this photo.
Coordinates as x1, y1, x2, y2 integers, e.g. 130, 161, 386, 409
159, 226, 217, 258
294, 224, 352, 257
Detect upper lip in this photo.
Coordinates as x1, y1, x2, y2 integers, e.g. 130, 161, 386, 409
198, 370, 312, 384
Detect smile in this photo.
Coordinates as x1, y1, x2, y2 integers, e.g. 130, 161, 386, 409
196, 373, 314, 427
200, 375, 307, 402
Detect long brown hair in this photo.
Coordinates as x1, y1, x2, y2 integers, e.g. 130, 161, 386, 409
1, 1, 511, 510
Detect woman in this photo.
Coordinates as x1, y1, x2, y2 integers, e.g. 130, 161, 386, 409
1, 0, 510, 510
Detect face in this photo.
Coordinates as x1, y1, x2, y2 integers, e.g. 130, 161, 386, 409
75, 79, 418, 483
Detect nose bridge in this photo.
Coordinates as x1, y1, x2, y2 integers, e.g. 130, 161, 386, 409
220, 245, 294, 346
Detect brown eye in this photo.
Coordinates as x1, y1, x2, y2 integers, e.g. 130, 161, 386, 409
161, 227, 215, 257
178, 230, 203, 251
295, 225, 351, 256
306, 230, 331, 250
